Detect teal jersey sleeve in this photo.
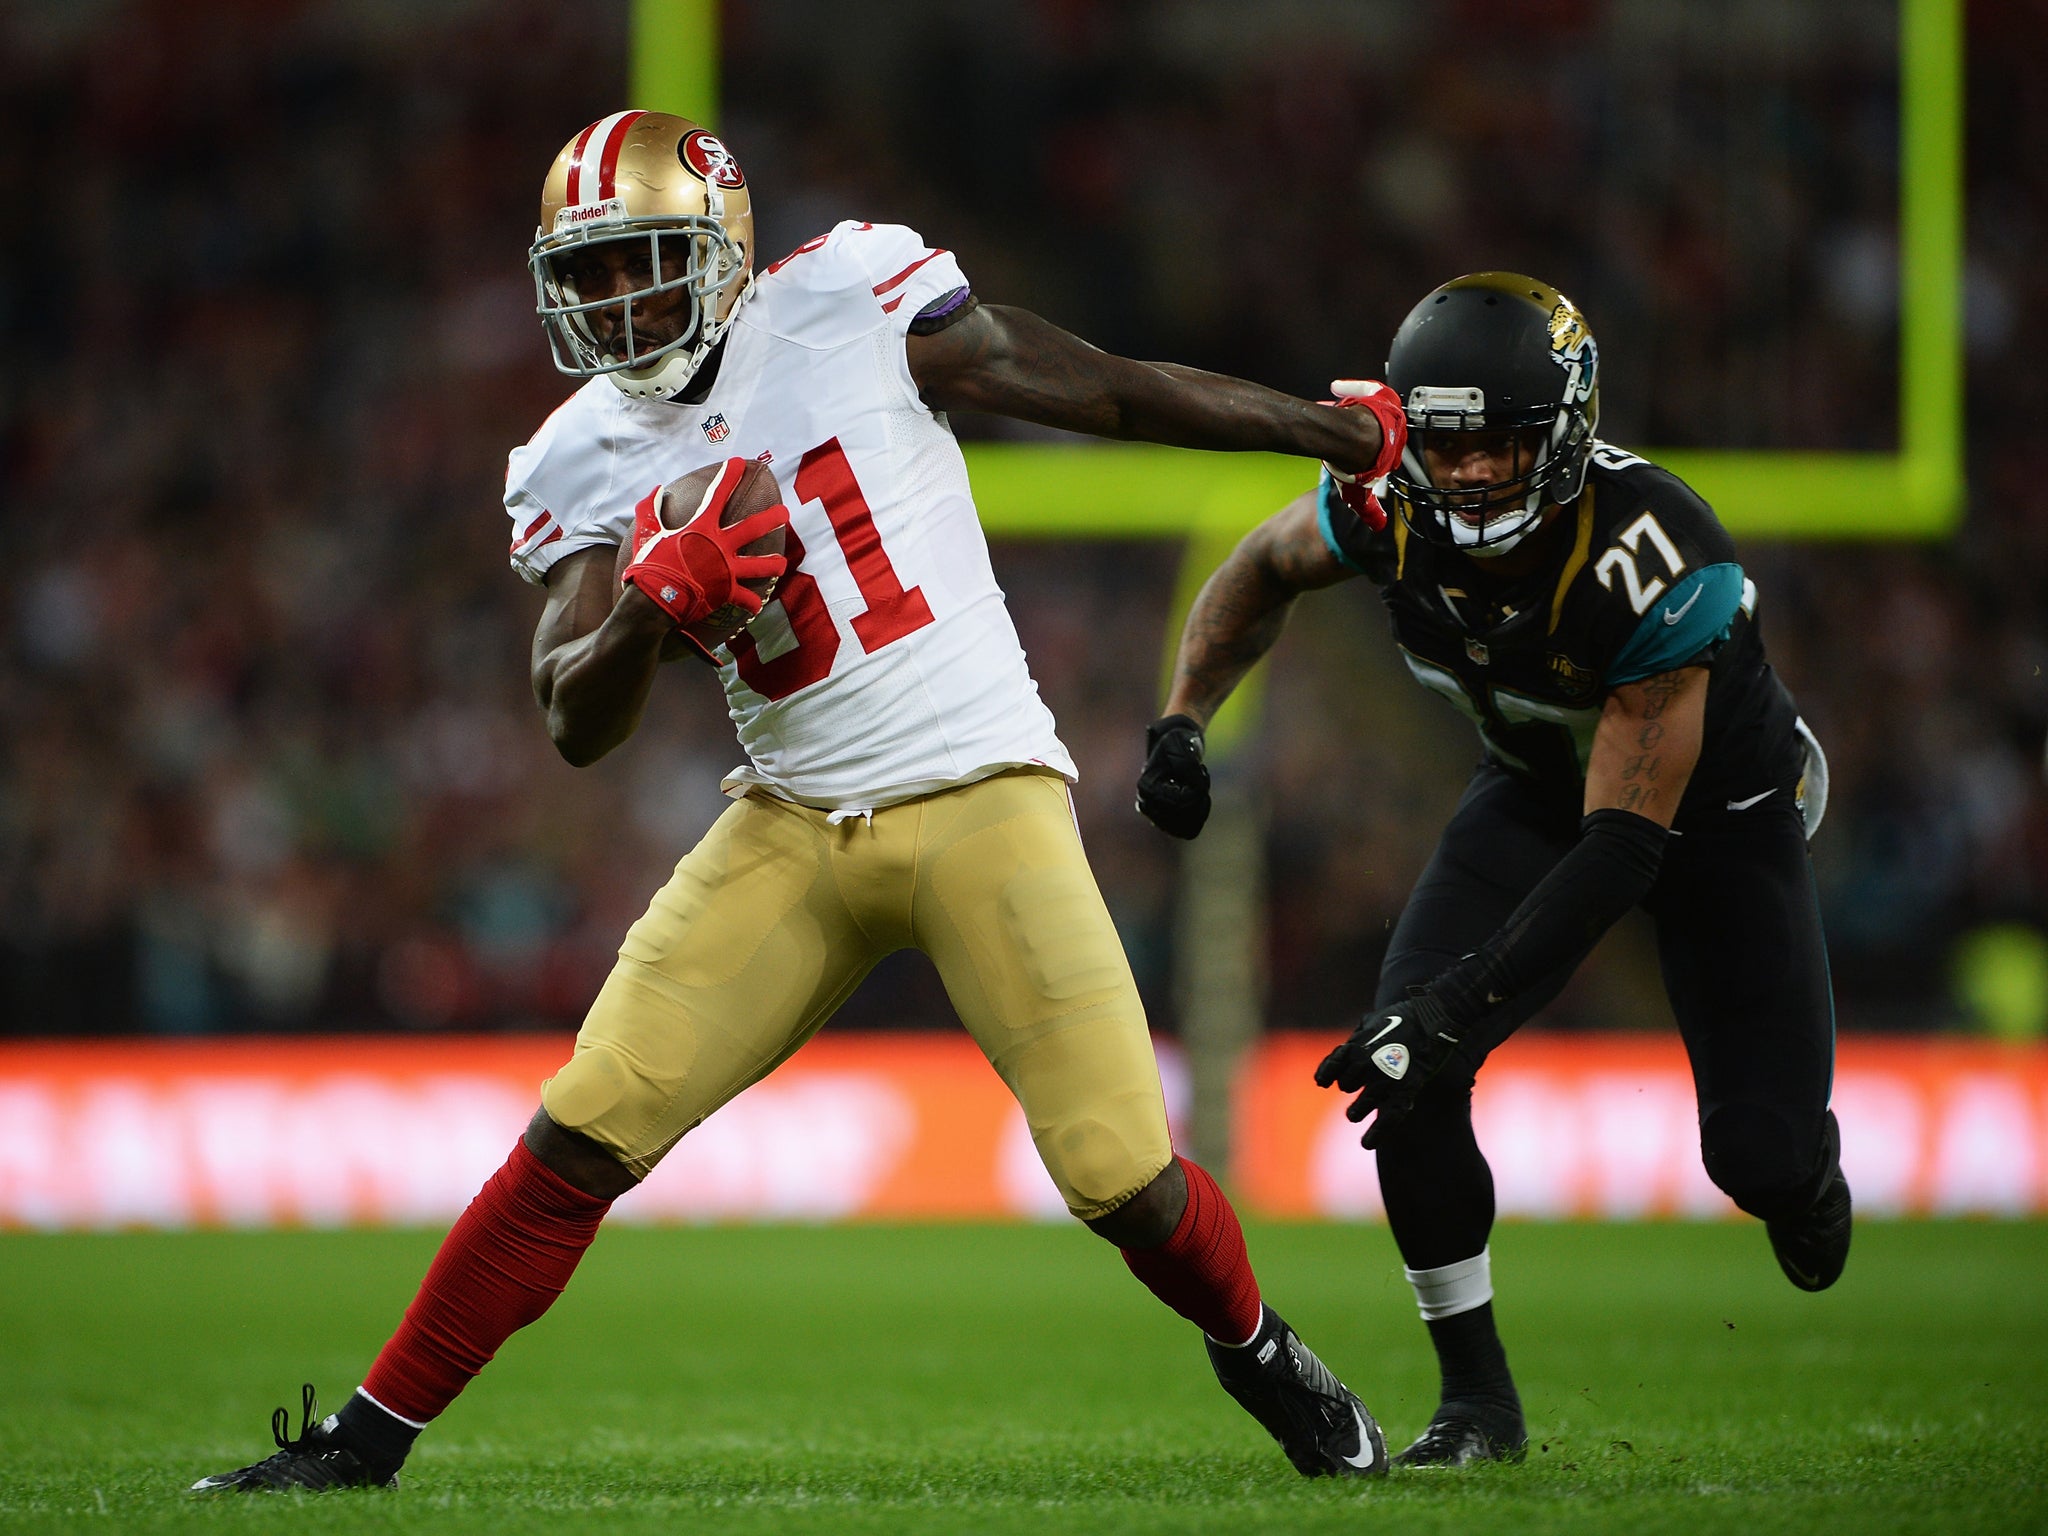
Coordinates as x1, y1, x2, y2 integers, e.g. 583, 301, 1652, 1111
1605, 562, 1745, 685
1316, 473, 1371, 574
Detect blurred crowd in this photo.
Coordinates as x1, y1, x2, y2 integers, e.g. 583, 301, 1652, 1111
1, 0, 2041, 1038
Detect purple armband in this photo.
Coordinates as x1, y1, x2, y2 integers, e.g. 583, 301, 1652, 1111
907, 286, 976, 335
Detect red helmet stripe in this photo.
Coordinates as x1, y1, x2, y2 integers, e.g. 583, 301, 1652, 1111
563, 119, 603, 206
595, 110, 647, 200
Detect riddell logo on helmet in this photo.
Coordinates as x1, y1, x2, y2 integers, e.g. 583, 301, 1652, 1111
554, 197, 627, 231
681, 131, 746, 189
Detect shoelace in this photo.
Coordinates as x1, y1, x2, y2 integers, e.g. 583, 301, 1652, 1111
270, 1383, 322, 1456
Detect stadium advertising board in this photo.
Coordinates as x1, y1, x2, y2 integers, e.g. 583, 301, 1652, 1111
1, 1034, 2042, 1229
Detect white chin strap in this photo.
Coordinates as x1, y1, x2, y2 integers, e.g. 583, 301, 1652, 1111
605, 273, 755, 401
1450, 501, 1543, 555
607, 346, 705, 401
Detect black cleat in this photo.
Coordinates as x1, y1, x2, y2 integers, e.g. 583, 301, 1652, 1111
1394, 1408, 1528, 1468
190, 1384, 401, 1493
1207, 1306, 1388, 1478
1767, 1162, 1853, 1292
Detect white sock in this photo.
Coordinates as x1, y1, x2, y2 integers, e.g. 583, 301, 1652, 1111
1404, 1248, 1493, 1322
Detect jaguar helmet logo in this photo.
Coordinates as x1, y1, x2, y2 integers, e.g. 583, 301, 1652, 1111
1547, 297, 1597, 406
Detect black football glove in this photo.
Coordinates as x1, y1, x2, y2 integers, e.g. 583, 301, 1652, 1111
1313, 991, 1481, 1149
1135, 714, 1211, 839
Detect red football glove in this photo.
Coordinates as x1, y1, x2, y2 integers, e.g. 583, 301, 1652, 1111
1322, 378, 1407, 533
621, 459, 790, 629
1326, 475, 1389, 533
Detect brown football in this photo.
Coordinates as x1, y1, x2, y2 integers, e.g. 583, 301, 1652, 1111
616, 458, 787, 657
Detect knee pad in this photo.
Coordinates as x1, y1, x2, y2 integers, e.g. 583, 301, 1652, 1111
1701, 1104, 1834, 1222
1032, 1093, 1173, 1221
542, 1042, 634, 1135
541, 1040, 690, 1176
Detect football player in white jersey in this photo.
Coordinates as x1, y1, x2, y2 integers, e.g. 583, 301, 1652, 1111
194, 111, 1406, 1495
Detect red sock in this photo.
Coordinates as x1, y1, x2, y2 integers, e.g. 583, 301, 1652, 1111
1120, 1156, 1263, 1344
359, 1138, 611, 1424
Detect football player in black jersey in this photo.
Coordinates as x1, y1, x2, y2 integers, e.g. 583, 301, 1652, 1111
1136, 273, 1850, 1468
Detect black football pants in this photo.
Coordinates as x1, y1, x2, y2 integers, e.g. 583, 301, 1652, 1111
1371, 764, 1838, 1271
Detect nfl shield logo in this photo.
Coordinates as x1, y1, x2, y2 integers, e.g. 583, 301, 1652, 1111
701, 412, 730, 444
1465, 637, 1490, 666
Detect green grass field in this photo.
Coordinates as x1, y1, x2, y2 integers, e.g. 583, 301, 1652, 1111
2, 1220, 2044, 1535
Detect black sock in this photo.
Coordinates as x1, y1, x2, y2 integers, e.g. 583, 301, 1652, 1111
335, 1390, 422, 1468
1426, 1302, 1522, 1425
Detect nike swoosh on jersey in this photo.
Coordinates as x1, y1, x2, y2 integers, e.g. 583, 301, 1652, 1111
1661, 587, 1704, 626
1726, 788, 1778, 811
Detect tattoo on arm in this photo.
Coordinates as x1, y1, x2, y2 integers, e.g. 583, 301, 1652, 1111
1590, 667, 1705, 824
1169, 559, 1295, 724
1163, 497, 1349, 723
1615, 673, 1677, 810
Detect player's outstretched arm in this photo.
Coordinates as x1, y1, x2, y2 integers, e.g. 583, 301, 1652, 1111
906, 301, 1391, 474
529, 547, 675, 766
1136, 492, 1353, 839
1318, 666, 1711, 1144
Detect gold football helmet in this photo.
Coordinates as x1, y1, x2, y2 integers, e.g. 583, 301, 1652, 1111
529, 111, 755, 400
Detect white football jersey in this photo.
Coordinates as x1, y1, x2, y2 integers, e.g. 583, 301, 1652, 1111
504, 220, 1076, 812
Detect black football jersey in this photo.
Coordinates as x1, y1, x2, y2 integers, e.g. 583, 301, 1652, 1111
1319, 443, 1804, 824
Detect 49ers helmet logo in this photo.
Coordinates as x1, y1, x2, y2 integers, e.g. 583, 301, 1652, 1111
680, 130, 746, 189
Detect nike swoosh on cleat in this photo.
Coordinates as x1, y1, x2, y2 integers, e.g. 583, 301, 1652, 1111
1726, 788, 1777, 810
1339, 1406, 1382, 1470
1661, 588, 1703, 626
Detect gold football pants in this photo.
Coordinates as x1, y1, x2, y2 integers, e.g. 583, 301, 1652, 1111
540, 769, 1173, 1218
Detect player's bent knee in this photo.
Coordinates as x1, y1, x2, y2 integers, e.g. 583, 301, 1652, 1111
1038, 1112, 1174, 1223
1700, 1104, 1819, 1222
541, 1037, 694, 1180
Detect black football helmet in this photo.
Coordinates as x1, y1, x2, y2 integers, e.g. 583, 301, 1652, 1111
1382, 273, 1599, 555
